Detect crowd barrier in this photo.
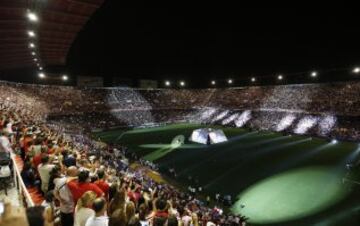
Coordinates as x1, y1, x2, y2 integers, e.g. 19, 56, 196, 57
11, 154, 35, 207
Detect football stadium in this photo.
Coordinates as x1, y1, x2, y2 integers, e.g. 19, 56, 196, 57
0, 2, 360, 226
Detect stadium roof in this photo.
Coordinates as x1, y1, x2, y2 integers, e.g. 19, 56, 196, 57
0, 0, 104, 70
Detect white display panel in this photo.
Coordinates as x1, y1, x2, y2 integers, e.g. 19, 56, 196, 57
209, 129, 228, 144
189, 129, 208, 144
189, 128, 228, 144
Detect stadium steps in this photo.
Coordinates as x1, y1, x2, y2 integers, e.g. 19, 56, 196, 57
14, 155, 44, 205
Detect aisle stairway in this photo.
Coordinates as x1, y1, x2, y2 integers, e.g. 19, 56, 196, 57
14, 155, 44, 205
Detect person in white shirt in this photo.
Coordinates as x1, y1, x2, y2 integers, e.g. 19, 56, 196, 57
54, 166, 78, 226
85, 197, 108, 226
0, 131, 12, 153
74, 191, 97, 226
37, 154, 55, 193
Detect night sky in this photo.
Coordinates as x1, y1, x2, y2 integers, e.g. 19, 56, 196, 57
66, 5, 360, 86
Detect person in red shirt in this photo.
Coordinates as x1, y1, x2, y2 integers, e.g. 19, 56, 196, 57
23, 134, 33, 158
94, 169, 109, 200
32, 147, 48, 169
67, 170, 104, 205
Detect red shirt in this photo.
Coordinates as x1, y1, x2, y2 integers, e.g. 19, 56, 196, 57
94, 180, 109, 198
155, 210, 168, 218
24, 137, 33, 153
67, 180, 104, 204
32, 154, 43, 169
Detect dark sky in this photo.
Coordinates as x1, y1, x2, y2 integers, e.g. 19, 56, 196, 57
67, 5, 360, 85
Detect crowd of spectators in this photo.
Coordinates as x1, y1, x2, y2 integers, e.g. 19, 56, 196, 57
0, 80, 359, 140
0, 80, 360, 226
0, 94, 247, 226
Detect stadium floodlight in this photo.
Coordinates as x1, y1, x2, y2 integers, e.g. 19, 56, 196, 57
211, 80, 216, 85
251, 77, 256, 82
200, 108, 217, 121
27, 12, 38, 22
38, 72, 45, 78
234, 110, 252, 127
222, 113, 239, 125
227, 79, 233, 84
353, 67, 360, 74
62, 75, 68, 81
276, 114, 296, 132
28, 30, 36, 37
294, 116, 318, 134
165, 81, 171, 86
319, 115, 337, 135
277, 75, 283, 80
212, 110, 230, 122
311, 71, 317, 77
179, 81, 185, 87
29, 43, 35, 48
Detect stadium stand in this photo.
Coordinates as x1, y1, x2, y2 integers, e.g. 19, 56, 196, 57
1, 80, 360, 226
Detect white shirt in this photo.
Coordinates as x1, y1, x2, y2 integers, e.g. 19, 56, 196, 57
0, 165, 11, 178
74, 208, 95, 226
85, 215, 109, 226
182, 215, 192, 226
38, 163, 55, 192
0, 136, 11, 153
140, 220, 149, 226
30, 145, 42, 156
54, 177, 74, 213
5, 123, 13, 134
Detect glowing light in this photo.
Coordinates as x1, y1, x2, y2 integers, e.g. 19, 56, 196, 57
319, 115, 337, 135
33, 58, 38, 62
39, 67, 43, 70
28, 30, 35, 37
38, 72, 45, 78
228, 79, 233, 84
311, 71, 317, 77
278, 75, 283, 80
294, 116, 318, 134
211, 80, 216, 85
251, 77, 256, 82
165, 81, 171, 86
222, 113, 239, 125
234, 110, 252, 127
106, 88, 154, 126
353, 67, 360, 73
29, 43, 35, 48
276, 114, 296, 132
200, 108, 217, 120
27, 12, 38, 22
31, 52, 36, 56
212, 110, 230, 122
62, 75, 68, 81
179, 81, 185, 87
331, 139, 338, 144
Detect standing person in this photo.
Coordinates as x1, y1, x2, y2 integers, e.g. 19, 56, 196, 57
74, 191, 97, 226
38, 154, 55, 193
54, 166, 78, 226
94, 169, 109, 200
0, 131, 12, 153
68, 170, 104, 205
21, 160, 37, 187
85, 197, 109, 226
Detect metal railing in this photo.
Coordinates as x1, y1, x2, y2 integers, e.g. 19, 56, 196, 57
11, 154, 34, 207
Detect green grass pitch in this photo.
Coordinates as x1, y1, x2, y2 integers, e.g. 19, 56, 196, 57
94, 123, 360, 225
